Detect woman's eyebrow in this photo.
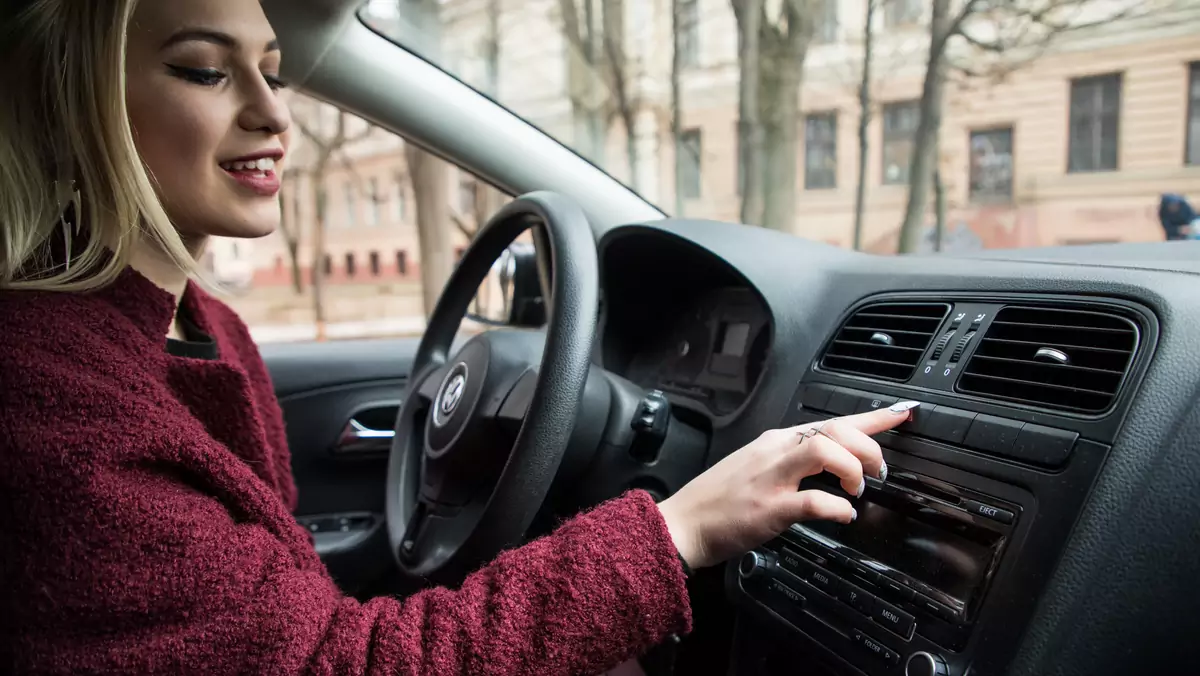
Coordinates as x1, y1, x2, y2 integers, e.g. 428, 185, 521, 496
160, 28, 279, 53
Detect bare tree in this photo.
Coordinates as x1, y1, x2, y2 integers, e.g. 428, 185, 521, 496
671, 0, 687, 216
558, 0, 608, 165
557, 0, 643, 189
277, 168, 304, 294
852, 0, 879, 250
732, 0, 818, 231
400, 0, 457, 319
895, 0, 1150, 253
292, 104, 374, 341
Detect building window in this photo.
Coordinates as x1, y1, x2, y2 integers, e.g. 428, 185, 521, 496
678, 0, 699, 67
804, 113, 838, 189
814, 0, 838, 43
882, 101, 920, 185
343, 182, 356, 226
322, 254, 332, 276
1068, 73, 1121, 173
344, 252, 356, 277
884, 0, 921, 27
1187, 63, 1200, 166
366, 178, 380, 226
369, 251, 381, 276
396, 250, 408, 276
677, 128, 702, 200
394, 174, 407, 222
969, 127, 1014, 202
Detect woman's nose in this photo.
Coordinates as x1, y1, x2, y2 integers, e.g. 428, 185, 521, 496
238, 83, 291, 136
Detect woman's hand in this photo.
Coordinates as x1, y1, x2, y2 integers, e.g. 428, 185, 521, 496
657, 402, 919, 569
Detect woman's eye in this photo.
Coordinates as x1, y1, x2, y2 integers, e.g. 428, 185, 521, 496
264, 74, 288, 91
165, 65, 226, 87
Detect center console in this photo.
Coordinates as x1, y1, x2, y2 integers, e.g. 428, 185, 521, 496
725, 294, 1155, 676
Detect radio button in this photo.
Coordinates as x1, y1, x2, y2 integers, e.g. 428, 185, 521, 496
965, 414, 1024, 454
924, 406, 976, 444
808, 566, 842, 596
872, 600, 916, 639
825, 388, 862, 416
965, 499, 1015, 524
844, 558, 881, 584
838, 582, 876, 617
914, 594, 958, 622
801, 384, 835, 412
852, 629, 900, 665
1009, 423, 1078, 467
857, 395, 897, 414
777, 547, 809, 577
878, 576, 915, 602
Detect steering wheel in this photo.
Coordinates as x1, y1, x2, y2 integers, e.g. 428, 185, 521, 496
385, 191, 600, 580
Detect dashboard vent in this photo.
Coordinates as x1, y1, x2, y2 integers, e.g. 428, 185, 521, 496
820, 302, 951, 381
957, 306, 1138, 413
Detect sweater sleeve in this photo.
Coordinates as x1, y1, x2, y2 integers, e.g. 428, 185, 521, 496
5, 448, 692, 676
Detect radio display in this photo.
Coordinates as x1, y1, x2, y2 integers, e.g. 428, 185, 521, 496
801, 487, 1002, 607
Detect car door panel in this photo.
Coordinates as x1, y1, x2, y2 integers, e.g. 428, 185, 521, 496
262, 337, 419, 597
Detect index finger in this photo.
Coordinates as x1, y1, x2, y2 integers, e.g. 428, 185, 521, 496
829, 400, 922, 436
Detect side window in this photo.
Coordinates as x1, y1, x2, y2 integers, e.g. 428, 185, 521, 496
213, 95, 512, 343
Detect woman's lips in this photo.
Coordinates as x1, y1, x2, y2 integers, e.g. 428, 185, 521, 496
222, 167, 281, 196
220, 157, 282, 197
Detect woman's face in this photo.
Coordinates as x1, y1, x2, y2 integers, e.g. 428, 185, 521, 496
125, 0, 291, 240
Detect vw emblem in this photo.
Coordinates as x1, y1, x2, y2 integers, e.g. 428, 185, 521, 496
433, 364, 469, 427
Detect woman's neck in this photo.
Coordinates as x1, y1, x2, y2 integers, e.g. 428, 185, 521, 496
130, 236, 208, 340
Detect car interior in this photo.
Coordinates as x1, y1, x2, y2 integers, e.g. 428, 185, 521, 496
259, 1, 1199, 675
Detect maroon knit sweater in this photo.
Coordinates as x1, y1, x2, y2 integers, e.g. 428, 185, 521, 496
0, 268, 692, 675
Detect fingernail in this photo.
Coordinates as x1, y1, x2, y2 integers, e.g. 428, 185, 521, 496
889, 401, 921, 414
850, 508, 858, 522
855, 478, 866, 498
879, 461, 888, 482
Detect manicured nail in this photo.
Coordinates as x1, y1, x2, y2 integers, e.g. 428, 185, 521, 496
879, 461, 888, 482
850, 508, 858, 522
856, 478, 866, 498
889, 401, 921, 414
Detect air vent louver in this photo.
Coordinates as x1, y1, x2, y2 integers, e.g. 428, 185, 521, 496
957, 306, 1138, 413
821, 303, 951, 381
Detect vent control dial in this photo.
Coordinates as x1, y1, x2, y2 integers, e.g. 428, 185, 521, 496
930, 330, 956, 361
950, 331, 977, 363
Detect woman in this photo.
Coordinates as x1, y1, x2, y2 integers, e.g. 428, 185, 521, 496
0, 1, 914, 674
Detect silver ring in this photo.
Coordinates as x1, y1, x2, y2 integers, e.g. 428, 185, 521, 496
799, 422, 837, 444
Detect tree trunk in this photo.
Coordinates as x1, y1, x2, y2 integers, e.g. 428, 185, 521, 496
311, 179, 329, 342
671, 0, 685, 215
286, 239, 303, 294
852, 0, 874, 251
733, 0, 765, 226
934, 166, 947, 252
278, 177, 305, 294
896, 0, 950, 254
407, 144, 454, 319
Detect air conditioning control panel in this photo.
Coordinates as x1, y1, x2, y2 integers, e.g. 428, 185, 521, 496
815, 296, 1146, 420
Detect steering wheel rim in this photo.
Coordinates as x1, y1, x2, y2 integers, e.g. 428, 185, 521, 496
385, 191, 599, 580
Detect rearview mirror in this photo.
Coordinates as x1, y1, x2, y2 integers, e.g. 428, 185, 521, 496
466, 242, 546, 328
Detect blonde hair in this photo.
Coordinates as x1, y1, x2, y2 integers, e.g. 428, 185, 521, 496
0, 0, 198, 291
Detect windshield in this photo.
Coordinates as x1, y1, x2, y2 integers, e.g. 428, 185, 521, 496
362, 0, 1198, 253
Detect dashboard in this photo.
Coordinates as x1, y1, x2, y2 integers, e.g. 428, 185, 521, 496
622, 286, 770, 416
594, 222, 1200, 676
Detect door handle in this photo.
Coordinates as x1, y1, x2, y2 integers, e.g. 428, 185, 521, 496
333, 402, 400, 455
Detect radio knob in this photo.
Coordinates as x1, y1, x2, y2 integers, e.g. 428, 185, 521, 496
738, 550, 774, 579
905, 651, 948, 676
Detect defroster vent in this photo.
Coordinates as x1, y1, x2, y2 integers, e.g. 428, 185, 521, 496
820, 303, 951, 381
957, 306, 1138, 413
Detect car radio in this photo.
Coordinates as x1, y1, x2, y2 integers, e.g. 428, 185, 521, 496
735, 465, 1020, 676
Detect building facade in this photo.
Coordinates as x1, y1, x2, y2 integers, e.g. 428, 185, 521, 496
221, 0, 1200, 334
